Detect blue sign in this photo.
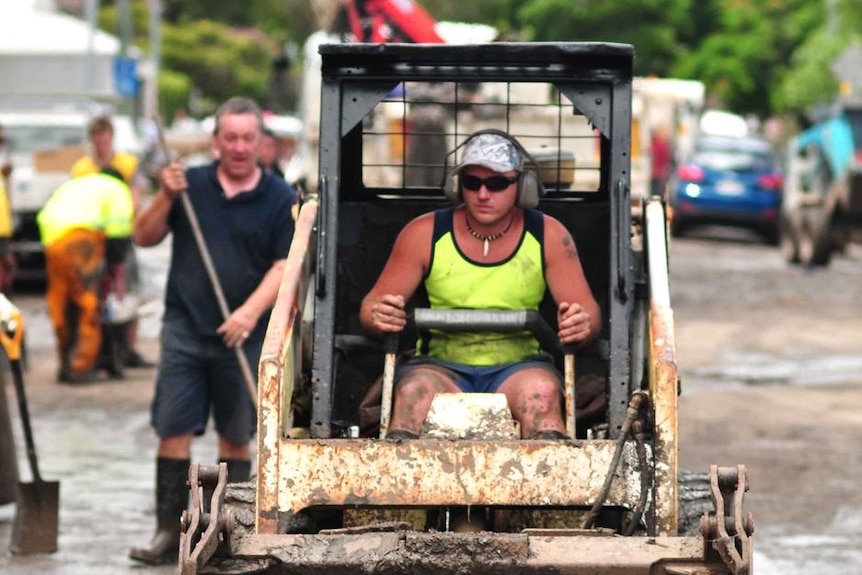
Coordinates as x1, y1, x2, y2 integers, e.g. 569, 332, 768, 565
113, 56, 139, 98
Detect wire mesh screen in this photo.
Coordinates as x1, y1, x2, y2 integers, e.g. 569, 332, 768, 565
361, 81, 600, 194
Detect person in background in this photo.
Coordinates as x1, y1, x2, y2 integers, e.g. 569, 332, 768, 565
36, 168, 134, 383
128, 97, 296, 565
0, 124, 15, 293
360, 130, 601, 440
259, 126, 285, 180
171, 108, 200, 132
0, 123, 11, 189
650, 124, 673, 198
71, 114, 153, 368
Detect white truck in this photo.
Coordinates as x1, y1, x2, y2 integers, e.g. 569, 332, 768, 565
0, 107, 143, 280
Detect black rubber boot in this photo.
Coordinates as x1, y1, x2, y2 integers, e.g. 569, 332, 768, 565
221, 458, 252, 482
129, 458, 190, 565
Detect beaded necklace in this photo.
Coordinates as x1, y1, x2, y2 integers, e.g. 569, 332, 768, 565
465, 212, 516, 257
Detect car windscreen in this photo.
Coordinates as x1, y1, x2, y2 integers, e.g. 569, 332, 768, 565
692, 141, 773, 172
3, 125, 86, 155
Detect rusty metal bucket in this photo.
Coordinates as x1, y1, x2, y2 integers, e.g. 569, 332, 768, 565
1, 305, 59, 554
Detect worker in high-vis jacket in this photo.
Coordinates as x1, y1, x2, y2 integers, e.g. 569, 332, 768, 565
0, 159, 13, 294
37, 167, 134, 384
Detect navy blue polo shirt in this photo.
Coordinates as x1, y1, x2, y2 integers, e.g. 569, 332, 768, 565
164, 162, 296, 338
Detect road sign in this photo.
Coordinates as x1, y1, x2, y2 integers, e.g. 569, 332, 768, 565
113, 56, 139, 99
831, 43, 862, 96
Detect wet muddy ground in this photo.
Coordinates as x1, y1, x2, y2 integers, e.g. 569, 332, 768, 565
672, 227, 862, 574
0, 226, 860, 574
0, 241, 197, 575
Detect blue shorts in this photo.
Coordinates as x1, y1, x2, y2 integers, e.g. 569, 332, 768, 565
396, 355, 561, 393
150, 316, 261, 444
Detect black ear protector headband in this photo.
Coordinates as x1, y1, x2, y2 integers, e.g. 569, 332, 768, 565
442, 129, 544, 209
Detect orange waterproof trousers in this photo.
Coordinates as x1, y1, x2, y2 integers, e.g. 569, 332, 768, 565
45, 228, 105, 375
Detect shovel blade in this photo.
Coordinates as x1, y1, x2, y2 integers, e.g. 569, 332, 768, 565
10, 479, 60, 554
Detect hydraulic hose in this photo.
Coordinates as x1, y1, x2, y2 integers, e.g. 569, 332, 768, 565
583, 390, 649, 530
623, 419, 651, 536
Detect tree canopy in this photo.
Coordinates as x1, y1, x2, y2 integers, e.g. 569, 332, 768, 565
91, 0, 862, 124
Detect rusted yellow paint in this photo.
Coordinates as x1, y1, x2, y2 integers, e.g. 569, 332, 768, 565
275, 439, 648, 516
257, 200, 319, 534
645, 199, 679, 537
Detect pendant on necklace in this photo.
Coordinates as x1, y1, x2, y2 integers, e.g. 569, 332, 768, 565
483, 238, 490, 257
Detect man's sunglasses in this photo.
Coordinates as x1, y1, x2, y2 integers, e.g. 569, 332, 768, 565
460, 173, 519, 192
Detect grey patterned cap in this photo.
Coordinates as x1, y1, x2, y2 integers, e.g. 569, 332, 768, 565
453, 132, 523, 174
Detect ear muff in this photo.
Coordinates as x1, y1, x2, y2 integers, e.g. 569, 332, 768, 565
443, 167, 461, 203
442, 129, 545, 208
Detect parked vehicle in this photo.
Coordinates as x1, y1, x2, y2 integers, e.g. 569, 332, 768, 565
175, 42, 753, 575
0, 108, 143, 279
669, 134, 784, 243
780, 105, 862, 266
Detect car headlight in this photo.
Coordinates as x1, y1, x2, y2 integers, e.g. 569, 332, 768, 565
683, 182, 701, 197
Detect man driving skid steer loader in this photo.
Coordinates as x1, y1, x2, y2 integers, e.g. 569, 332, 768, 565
176, 42, 754, 575
360, 130, 602, 440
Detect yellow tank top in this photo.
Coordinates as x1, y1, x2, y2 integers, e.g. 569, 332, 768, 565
420, 207, 547, 365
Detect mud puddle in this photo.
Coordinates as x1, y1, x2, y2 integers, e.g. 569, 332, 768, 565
682, 349, 862, 393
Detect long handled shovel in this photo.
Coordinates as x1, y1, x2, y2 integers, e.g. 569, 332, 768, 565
0, 296, 60, 554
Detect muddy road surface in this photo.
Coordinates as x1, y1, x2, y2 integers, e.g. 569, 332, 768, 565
0, 241, 197, 575
673, 227, 862, 575
0, 227, 861, 574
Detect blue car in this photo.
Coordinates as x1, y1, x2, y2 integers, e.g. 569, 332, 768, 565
669, 135, 784, 244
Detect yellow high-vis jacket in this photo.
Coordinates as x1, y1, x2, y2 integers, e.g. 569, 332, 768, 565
0, 176, 12, 238
71, 151, 139, 184
37, 173, 134, 247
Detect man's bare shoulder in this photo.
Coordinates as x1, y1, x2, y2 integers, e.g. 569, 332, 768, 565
539, 212, 570, 237
399, 211, 435, 238
390, 211, 437, 266
539, 212, 581, 260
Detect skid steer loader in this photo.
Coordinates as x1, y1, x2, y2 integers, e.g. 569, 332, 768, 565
177, 42, 753, 575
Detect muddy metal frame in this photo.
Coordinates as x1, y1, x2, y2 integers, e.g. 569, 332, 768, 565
173, 42, 756, 575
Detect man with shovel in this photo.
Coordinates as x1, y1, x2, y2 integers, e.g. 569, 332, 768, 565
129, 97, 296, 565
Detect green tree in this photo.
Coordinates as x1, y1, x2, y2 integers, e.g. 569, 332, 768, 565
423, 0, 521, 38
101, 0, 293, 119
515, 0, 691, 77
671, 0, 820, 118
98, 0, 862, 123
161, 20, 274, 115
774, 0, 862, 119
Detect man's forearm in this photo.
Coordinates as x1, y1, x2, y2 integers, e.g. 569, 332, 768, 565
134, 189, 173, 246
240, 259, 286, 325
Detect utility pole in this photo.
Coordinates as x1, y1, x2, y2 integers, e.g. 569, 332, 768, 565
85, 0, 100, 96
117, 0, 132, 115
825, 0, 837, 36
146, 0, 163, 120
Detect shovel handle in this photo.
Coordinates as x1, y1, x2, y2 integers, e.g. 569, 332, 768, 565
378, 334, 398, 439
9, 353, 42, 483
0, 306, 41, 480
